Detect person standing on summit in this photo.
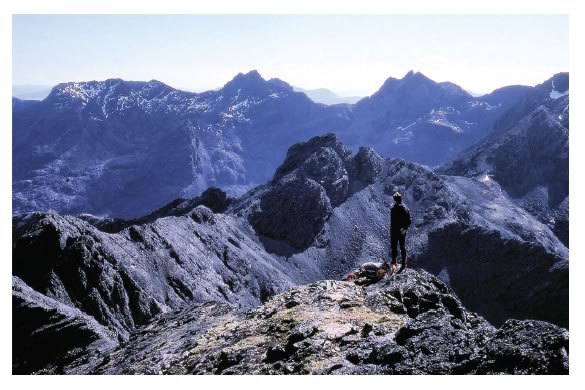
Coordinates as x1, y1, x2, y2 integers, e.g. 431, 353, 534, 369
385, 192, 411, 274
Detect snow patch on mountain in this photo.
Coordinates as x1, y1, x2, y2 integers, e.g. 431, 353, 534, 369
550, 80, 569, 100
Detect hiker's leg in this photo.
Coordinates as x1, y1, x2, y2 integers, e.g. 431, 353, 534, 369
390, 234, 398, 264
399, 235, 407, 265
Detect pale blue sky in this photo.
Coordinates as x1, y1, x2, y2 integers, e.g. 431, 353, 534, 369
13, 15, 568, 96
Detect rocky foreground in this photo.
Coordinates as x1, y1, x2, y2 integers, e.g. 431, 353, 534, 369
22, 269, 568, 375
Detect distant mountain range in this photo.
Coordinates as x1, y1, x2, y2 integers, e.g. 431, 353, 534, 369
12, 85, 52, 100
13, 70, 568, 219
292, 86, 362, 105
12, 83, 363, 105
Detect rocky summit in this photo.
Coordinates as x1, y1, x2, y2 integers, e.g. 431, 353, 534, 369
12, 133, 569, 374
27, 269, 568, 375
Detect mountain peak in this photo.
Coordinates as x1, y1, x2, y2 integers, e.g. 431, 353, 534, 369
546, 72, 569, 94
227, 70, 265, 84
401, 70, 434, 84
145, 79, 167, 87
47, 80, 110, 103
374, 71, 435, 94
220, 71, 300, 100
244, 69, 263, 78
366, 70, 467, 108
403, 70, 415, 78
46, 78, 178, 105
222, 70, 273, 93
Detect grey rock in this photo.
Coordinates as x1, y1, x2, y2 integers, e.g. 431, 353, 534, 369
12, 209, 299, 345
249, 174, 332, 251
455, 319, 569, 374
70, 270, 567, 375
352, 146, 384, 185
12, 276, 117, 374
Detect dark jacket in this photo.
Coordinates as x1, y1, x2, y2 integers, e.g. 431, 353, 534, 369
390, 202, 411, 234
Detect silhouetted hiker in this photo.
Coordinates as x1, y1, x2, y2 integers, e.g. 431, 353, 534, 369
382, 192, 411, 274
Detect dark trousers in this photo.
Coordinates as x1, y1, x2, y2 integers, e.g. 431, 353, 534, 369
390, 233, 407, 264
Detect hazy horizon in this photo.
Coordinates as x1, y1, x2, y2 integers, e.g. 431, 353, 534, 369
13, 15, 568, 97
11, 67, 566, 102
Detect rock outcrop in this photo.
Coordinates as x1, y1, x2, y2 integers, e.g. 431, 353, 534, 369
13, 276, 117, 374
250, 175, 333, 250
246, 134, 385, 251
47, 269, 567, 375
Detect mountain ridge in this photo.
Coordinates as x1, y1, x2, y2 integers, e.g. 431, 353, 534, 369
439, 72, 569, 246
13, 71, 568, 219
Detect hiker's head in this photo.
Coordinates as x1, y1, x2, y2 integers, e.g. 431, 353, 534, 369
393, 192, 402, 204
